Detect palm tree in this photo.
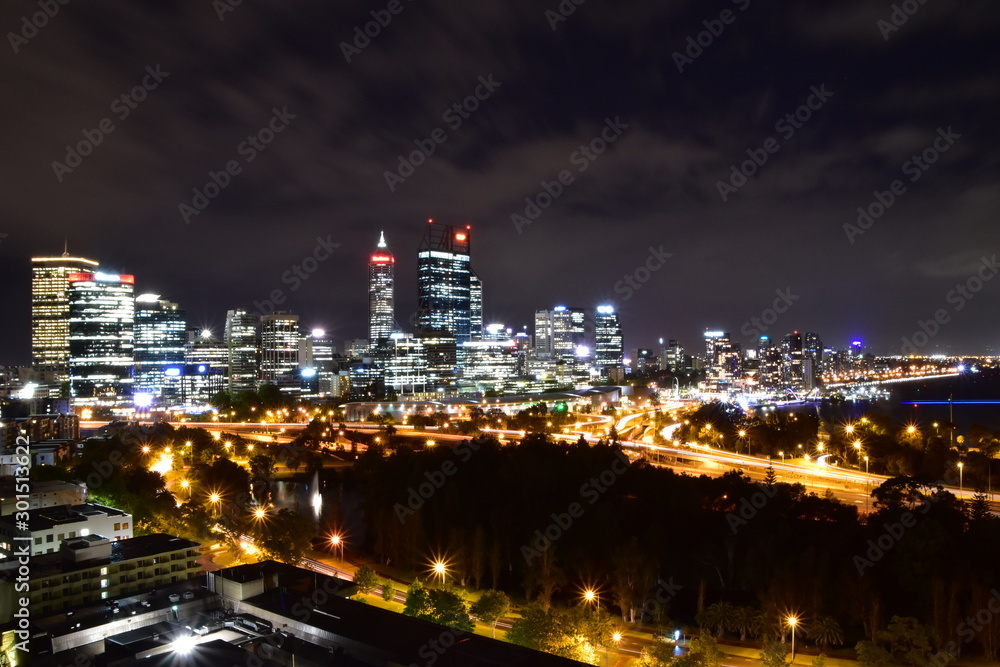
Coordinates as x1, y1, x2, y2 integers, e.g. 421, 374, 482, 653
698, 601, 737, 638
732, 606, 762, 641
808, 616, 845, 650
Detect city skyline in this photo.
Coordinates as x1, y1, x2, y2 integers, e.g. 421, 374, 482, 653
1, 2, 998, 361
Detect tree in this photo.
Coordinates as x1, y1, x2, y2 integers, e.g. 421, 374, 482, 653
812, 654, 827, 667
764, 465, 777, 487
403, 580, 432, 617
878, 616, 933, 666
381, 581, 395, 603
426, 588, 474, 632
808, 616, 844, 650
254, 508, 312, 564
635, 642, 676, 667
354, 565, 380, 596
471, 590, 511, 638
733, 606, 761, 641
697, 601, 737, 638
688, 633, 724, 667
856, 641, 893, 667
760, 639, 789, 667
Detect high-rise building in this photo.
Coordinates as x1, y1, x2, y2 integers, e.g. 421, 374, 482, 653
68, 272, 135, 408
133, 294, 186, 401
533, 310, 554, 357
368, 231, 395, 345
416, 221, 476, 344
31, 253, 100, 390
551, 306, 587, 365
300, 328, 335, 397
594, 305, 623, 378
225, 308, 260, 393
781, 331, 804, 389
704, 330, 739, 387
261, 312, 300, 391
469, 272, 483, 341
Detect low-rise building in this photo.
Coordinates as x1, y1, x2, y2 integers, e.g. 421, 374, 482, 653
0, 479, 87, 516
0, 503, 132, 558
0, 533, 201, 623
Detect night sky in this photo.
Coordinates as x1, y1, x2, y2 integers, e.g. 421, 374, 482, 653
1, 0, 998, 364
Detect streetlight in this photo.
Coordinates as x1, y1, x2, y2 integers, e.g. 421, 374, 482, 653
787, 616, 798, 660
432, 560, 447, 584
779, 451, 785, 463
958, 462, 964, 495
583, 588, 600, 609
330, 534, 345, 561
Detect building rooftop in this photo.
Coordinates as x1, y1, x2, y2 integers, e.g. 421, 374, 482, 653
0, 502, 128, 532
0, 533, 200, 581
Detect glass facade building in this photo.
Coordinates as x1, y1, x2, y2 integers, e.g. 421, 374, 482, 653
68, 272, 135, 407
133, 294, 186, 401
368, 231, 395, 345
416, 222, 477, 344
31, 254, 100, 389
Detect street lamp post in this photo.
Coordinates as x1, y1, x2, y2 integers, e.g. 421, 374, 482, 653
330, 534, 345, 562
788, 616, 798, 661
958, 462, 964, 495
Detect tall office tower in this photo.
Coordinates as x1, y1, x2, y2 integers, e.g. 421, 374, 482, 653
300, 328, 335, 396
660, 339, 685, 373
533, 310, 554, 357
225, 308, 260, 393
185, 329, 229, 375
781, 331, 804, 389
369, 231, 395, 345
261, 312, 300, 390
469, 272, 483, 341
133, 295, 186, 401
704, 330, 738, 385
343, 339, 370, 360
594, 305, 624, 378
68, 272, 135, 408
31, 253, 100, 390
416, 221, 475, 344
550, 306, 587, 365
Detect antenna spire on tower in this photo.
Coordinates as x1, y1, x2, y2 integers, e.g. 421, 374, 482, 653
377, 231, 387, 248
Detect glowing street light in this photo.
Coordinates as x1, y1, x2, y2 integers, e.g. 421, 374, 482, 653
958, 462, 964, 494
253, 507, 268, 520
787, 616, 799, 659
330, 534, 345, 561
432, 560, 447, 584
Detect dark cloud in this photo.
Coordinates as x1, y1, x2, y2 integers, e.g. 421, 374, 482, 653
0, 0, 998, 363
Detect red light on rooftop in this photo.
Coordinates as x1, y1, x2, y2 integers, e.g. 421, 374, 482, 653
120, 275, 135, 284
371, 254, 394, 263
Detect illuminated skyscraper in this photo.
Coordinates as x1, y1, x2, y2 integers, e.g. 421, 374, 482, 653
261, 312, 300, 392
133, 294, 186, 400
68, 272, 135, 407
225, 308, 260, 393
550, 306, 587, 365
594, 305, 623, 377
416, 221, 477, 344
369, 231, 395, 344
31, 253, 100, 388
